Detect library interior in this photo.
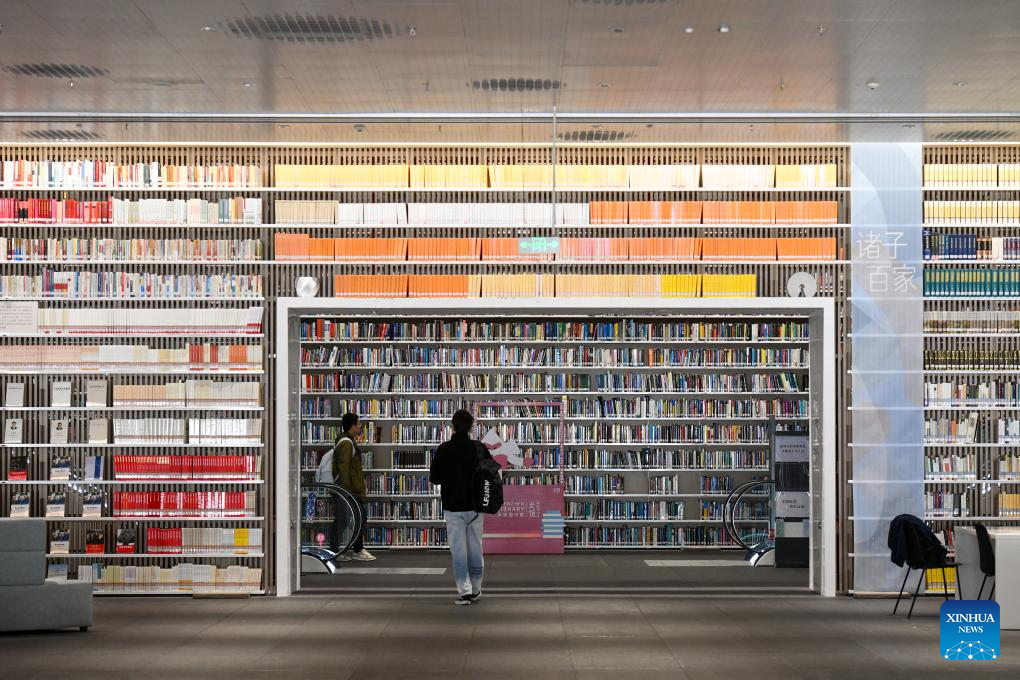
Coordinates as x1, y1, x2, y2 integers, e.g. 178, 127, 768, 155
1, 1, 1020, 678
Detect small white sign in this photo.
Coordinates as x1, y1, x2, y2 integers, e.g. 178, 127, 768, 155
0, 301, 39, 334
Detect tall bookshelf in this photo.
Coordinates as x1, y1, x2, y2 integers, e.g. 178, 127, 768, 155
0, 143, 854, 592
922, 146, 1020, 560
278, 297, 835, 594
296, 309, 812, 550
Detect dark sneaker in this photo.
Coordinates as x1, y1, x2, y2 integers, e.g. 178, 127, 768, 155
467, 591, 482, 602
455, 595, 473, 606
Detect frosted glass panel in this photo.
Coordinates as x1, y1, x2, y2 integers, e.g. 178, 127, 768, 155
850, 143, 924, 594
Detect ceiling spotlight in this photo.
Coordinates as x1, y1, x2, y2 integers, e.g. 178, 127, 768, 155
818, 25, 825, 35
591, 123, 603, 129
902, 124, 916, 129
68, 80, 75, 88
718, 24, 730, 33
866, 80, 880, 90
243, 81, 254, 88
201, 25, 216, 32
778, 80, 785, 91
599, 82, 609, 88
610, 27, 624, 34
954, 81, 966, 87
408, 25, 416, 37
353, 124, 366, 133
278, 124, 290, 129
684, 26, 694, 34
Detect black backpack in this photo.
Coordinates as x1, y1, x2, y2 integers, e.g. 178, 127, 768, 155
472, 442, 504, 514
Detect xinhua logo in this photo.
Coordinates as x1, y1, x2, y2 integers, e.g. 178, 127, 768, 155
940, 600, 1000, 660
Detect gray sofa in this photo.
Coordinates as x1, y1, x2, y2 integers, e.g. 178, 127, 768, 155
0, 520, 93, 632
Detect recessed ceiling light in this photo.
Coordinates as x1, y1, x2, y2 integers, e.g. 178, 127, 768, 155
68, 80, 75, 88
902, 124, 916, 129
599, 82, 609, 88
684, 26, 694, 34
201, 25, 216, 32
866, 80, 880, 90
278, 124, 290, 129
610, 27, 624, 34
591, 124, 603, 129
954, 81, 966, 87
243, 81, 254, 88
718, 24, 730, 33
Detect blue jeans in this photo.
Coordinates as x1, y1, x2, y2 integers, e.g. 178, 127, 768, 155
444, 510, 484, 596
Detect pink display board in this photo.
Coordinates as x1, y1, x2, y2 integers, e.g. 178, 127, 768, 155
483, 484, 565, 554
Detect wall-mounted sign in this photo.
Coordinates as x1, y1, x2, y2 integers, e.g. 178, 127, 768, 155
518, 237, 560, 255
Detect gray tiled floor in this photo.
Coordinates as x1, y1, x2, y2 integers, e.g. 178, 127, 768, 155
301, 550, 806, 593
2, 593, 1018, 679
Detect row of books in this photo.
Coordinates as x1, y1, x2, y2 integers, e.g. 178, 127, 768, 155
144, 527, 262, 554
275, 234, 837, 261
276, 200, 840, 225
924, 200, 1020, 223
923, 269, 1020, 296
999, 456, 1020, 480
71, 564, 263, 593
302, 318, 808, 341
567, 500, 687, 520
115, 455, 262, 480
563, 526, 767, 548
926, 490, 971, 517
302, 371, 802, 395
0, 198, 262, 224
302, 345, 808, 368
274, 163, 838, 189
0, 271, 264, 299
111, 491, 257, 517
0, 344, 262, 370
9, 454, 100, 482
923, 232, 1020, 260
591, 200, 838, 224
331, 273, 759, 298
923, 163, 1020, 188
365, 499, 440, 520
0, 237, 264, 262
924, 349, 1020, 370
925, 455, 1020, 481
301, 371, 802, 395
29, 307, 264, 335
0, 161, 263, 188
924, 311, 1020, 334
115, 419, 263, 445
925, 454, 978, 480
925, 380, 1020, 407
3, 417, 262, 445
3, 379, 262, 409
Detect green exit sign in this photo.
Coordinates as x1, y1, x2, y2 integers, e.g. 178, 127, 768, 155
519, 237, 561, 254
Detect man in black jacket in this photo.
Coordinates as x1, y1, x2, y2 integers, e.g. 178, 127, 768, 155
429, 409, 491, 605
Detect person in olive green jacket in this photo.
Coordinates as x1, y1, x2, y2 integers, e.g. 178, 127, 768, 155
332, 413, 375, 561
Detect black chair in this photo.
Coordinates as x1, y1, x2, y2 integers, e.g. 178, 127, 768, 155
975, 524, 996, 600
889, 516, 961, 618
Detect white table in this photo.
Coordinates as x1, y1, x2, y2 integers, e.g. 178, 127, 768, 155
955, 526, 1020, 629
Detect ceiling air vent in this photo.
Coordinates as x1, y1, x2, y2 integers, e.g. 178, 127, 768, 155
574, 0, 679, 6
472, 79, 561, 92
930, 129, 1015, 142
222, 15, 396, 43
557, 130, 635, 143
21, 129, 103, 142
3, 63, 108, 79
